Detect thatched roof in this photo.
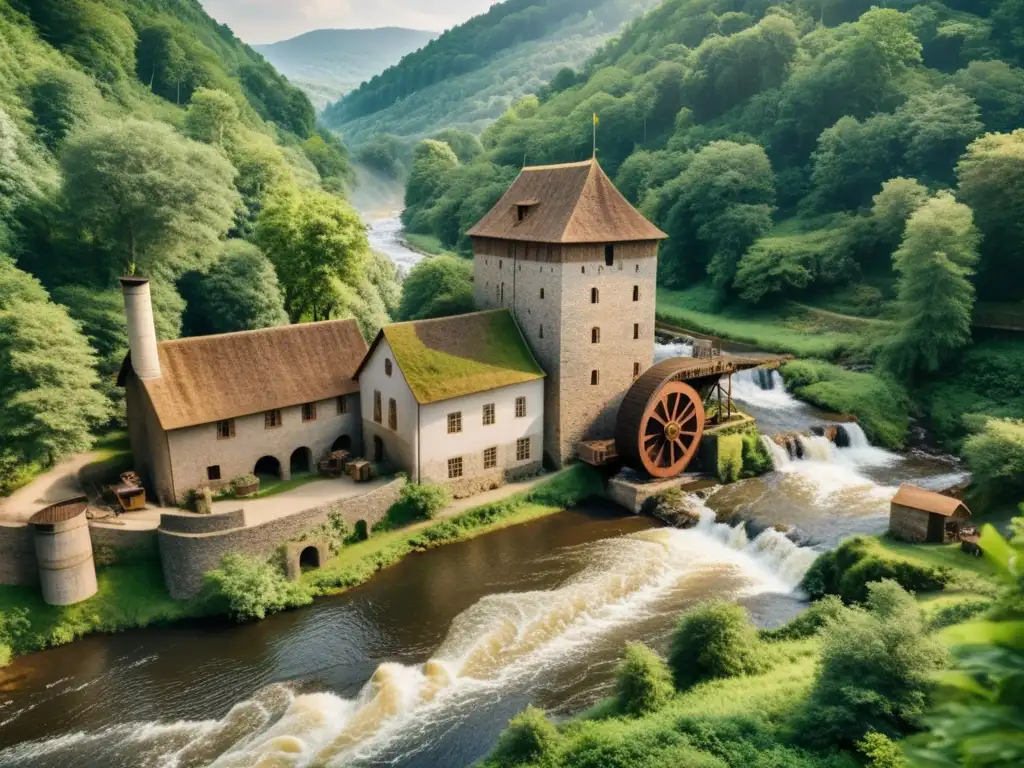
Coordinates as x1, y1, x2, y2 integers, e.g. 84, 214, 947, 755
467, 159, 667, 244
118, 319, 366, 430
355, 310, 545, 404
891, 485, 971, 517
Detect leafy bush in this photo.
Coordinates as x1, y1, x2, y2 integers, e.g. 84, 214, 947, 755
962, 418, 1024, 500
801, 538, 950, 603
191, 486, 214, 514
231, 473, 259, 491
856, 732, 905, 768
668, 601, 765, 690
760, 595, 846, 640
780, 360, 910, 449
401, 483, 451, 520
201, 554, 312, 621
798, 581, 948, 748
714, 431, 772, 483
614, 642, 674, 716
490, 705, 561, 767
926, 598, 992, 631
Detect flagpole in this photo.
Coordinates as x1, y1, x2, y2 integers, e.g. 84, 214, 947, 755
592, 113, 597, 159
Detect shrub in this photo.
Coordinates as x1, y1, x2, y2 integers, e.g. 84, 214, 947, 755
201, 554, 312, 621
799, 581, 948, 748
857, 732, 906, 768
760, 595, 846, 640
801, 538, 950, 603
231, 473, 259, 492
926, 598, 992, 630
668, 601, 765, 690
490, 705, 561, 767
400, 482, 451, 519
962, 418, 1024, 500
614, 642, 674, 716
191, 486, 214, 514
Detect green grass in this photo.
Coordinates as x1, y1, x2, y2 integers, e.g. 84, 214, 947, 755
404, 232, 453, 256
780, 359, 910, 449
385, 309, 545, 403
868, 536, 1003, 586
0, 561, 206, 659
212, 472, 324, 502
656, 286, 861, 359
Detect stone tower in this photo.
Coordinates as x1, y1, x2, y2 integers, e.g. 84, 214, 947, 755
469, 159, 667, 466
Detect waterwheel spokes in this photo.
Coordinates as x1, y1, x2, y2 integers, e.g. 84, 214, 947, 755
634, 380, 706, 479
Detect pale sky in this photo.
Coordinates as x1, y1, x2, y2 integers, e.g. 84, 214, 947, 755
200, 0, 498, 44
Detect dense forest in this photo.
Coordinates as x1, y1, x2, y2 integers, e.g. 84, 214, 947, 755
402, 0, 1024, 463
0, 0, 399, 493
321, 0, 660, 162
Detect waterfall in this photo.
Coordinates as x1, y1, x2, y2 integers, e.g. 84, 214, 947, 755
6, 521, 820, 768
728, 367, 802, 411
653, 341, 694, 362
761, 435, 790, 469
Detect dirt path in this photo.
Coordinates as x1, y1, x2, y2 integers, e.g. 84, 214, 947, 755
0, 452, 98, 522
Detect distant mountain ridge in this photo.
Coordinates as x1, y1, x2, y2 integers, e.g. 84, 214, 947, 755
321, 0, 660, 143
255, 27, 436, 109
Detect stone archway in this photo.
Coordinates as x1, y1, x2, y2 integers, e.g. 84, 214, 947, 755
299, 545, 320, 570
254, 455, 282, 480
284, 540, 331, 580
332, 434, 352, 452
290, 447, 312, 475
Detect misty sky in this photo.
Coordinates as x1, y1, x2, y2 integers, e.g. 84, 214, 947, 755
200, 0, 498, 44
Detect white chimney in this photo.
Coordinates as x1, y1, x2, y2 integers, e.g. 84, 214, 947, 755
120, 277, 161, 380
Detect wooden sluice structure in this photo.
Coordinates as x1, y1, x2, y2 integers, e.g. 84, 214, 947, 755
579, 352, 791, 478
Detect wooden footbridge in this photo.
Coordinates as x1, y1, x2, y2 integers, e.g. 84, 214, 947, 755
580, 352, 790, 479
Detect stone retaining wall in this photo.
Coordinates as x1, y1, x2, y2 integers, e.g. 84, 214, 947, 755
158, 509, 246, 534
158, 478, 405, 600
0, 523, 37, 585
88, 524, 159, 565
440, 461, 543, 499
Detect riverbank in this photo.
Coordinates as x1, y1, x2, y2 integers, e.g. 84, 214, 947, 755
478, 529, 1008, 768
0, 466, 603, 667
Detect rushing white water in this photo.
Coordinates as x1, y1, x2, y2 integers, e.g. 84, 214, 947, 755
367, 216, 425, 275
730, 368, 802, 411
4, 521, 817, 768
653, 341, 694, 362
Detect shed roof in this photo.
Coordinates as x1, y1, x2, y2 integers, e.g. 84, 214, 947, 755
891, 485, 971, 518
467, 159, 667, 244
118, 319, 366, 431
355, 309, 545, 404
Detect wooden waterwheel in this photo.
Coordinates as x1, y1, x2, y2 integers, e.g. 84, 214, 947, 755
615, 360, 707, 478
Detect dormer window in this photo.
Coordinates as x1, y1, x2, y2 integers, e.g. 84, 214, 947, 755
515, 199, 538, 222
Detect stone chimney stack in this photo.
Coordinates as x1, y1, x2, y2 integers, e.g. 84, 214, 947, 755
120, 277, 161, 380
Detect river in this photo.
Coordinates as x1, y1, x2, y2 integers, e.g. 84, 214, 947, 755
0, 221, 968, 767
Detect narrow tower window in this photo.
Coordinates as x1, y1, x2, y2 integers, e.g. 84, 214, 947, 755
591, 287, 599, 304
591, 327, 600, 344
633, 323, 640, 339
633, 362, 641, 378
539, 324, 544, 339
633, 285, 639, 302
604, 245, 614, 266
539, 288, 544, 299
591, 370, 599, 385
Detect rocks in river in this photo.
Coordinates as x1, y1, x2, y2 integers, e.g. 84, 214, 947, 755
651, 489, 704, 528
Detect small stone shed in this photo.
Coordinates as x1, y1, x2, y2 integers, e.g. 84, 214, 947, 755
889, 484, 972, 544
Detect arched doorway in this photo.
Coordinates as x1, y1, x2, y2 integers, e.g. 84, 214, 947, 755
332, 434, 352, 452
373, 435, 384, 462
299, 545, 320, 571
290, 447, 312, 475
254, 455, 282, 479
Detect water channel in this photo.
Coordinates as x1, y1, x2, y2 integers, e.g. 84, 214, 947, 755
0, 218, 968, 768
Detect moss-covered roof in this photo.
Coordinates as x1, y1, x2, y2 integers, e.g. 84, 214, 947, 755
366, 309, 545, 404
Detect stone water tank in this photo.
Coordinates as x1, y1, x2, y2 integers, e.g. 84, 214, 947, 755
28, 498, 98, 606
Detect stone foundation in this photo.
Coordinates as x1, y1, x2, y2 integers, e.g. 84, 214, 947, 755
0, 523, 37, 585
440, 460, 543, 499
607, 471, 716, 514
158, 477, 405, 599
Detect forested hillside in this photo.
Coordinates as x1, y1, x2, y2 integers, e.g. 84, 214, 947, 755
255, 28, 436, 110
404, 0, 1024, 454
321, 0, 660, 152
0, 0, 398, 493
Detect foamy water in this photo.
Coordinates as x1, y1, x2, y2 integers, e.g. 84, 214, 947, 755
2, 519, 816, 768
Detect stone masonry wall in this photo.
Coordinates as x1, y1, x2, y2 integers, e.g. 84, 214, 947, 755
0, 523, 37, 585
87, 524, 159, 565
158, 477, 405, 599
473, 238, 658, 465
